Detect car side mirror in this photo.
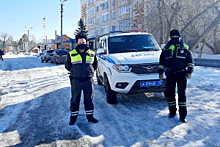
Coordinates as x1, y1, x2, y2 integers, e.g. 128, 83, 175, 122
97, 48, 106, 54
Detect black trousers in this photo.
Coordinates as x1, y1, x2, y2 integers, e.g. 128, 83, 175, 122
70, 78, 94, 117
166, 72, 187, 119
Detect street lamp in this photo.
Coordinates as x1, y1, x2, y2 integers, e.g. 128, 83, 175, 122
60, 0, 68, 49
25, 26, 33, 53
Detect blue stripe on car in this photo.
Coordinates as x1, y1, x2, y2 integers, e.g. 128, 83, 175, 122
97, 55, 115, 64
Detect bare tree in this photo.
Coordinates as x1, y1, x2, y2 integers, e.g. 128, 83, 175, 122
0, 32, 13, 53
143, 0, 220, 54
190, 11, 220, 52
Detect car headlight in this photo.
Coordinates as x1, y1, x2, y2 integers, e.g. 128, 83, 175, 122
113, 64, 132, 72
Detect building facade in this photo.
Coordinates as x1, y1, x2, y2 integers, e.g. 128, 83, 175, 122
80, 0, 147, 49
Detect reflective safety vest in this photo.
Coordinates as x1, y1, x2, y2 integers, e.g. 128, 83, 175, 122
163, 43, 189, 59
69, 49, 95, 64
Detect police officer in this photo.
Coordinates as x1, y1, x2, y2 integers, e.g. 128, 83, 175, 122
65, 32, 98, 125
158, 29, 194, 123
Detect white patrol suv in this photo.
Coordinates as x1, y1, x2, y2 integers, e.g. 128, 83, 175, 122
96, 31, 167, 104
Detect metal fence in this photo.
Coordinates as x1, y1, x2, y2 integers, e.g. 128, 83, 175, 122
194, 58, 220, 68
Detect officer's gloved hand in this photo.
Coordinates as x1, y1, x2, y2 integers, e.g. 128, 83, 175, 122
186, 73, 191, 79
159, 74, 163, 80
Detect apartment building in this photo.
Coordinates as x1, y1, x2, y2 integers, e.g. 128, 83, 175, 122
80, 0, 147, 49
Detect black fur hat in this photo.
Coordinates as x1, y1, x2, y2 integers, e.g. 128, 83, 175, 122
170, 29, 181, 38
75, 32, 87, 43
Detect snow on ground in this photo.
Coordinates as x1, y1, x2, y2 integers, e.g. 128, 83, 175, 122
0, 54, 220, 147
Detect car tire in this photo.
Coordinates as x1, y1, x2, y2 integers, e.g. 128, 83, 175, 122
45, 60, 48, 63
41, 59, 44, 63
96, 72, 102, 85
105, 78, 117, 104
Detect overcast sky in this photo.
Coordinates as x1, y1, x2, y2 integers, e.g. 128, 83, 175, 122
0, 0, 81, 42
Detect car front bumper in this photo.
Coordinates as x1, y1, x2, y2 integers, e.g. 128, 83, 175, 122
108, 72, 167, 94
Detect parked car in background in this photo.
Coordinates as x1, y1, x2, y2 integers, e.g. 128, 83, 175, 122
51, 49, 69, 64
41, 50, 54, 63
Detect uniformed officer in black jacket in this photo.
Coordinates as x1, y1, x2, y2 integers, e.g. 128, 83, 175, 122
65, 32, 98, 125
158, 30, 194, 123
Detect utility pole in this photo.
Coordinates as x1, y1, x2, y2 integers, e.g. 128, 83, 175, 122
60, 0, 68, 49
61, 3, 63, 49
25, 26, 33, 53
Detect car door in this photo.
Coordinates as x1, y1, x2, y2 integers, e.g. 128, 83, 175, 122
97, 39, 107, 79
51, 51, 56, 62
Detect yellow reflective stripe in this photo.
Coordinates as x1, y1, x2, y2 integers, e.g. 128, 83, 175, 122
69, 49, 82, 63
163, 45, 175, 59
86, 49, 95, 63
69, 49, 95, 64
184, 44, 189, 50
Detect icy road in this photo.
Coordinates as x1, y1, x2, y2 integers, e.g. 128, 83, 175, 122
0, 55, 220, 147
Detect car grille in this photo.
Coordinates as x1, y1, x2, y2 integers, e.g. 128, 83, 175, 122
130, 63, 159, 74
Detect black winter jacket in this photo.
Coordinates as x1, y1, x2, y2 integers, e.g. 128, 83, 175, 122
158, 38, 194, 75
65, 48, 98, 81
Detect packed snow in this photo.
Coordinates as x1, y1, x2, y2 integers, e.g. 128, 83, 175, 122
0, 54, 220, 147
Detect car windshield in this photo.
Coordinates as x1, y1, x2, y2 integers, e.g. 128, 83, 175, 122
47, 50, 54, 53
57, 50, 68, 55
108, 34, 160, 53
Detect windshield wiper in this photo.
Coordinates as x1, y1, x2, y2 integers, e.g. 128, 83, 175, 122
139, 48, 159, 51
124, 49, 139, 52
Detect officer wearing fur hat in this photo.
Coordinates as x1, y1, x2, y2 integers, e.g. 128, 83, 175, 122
158, 29, 194, 123
65, 32, 98, 125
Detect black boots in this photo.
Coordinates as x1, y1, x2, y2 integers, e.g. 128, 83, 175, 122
69, 116, 77, 125
69, 115, 98, 125
168, 113, 176, 118
179, 117, 187, 123
86, 115, 98, 123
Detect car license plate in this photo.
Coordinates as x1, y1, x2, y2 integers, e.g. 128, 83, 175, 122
140, 81, 163, 87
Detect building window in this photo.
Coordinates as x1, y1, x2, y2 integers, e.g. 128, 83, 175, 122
102, 27, 109, 34
112, 11, 115, 18
88, 18, 95, 25
97, 5, 99, 12
102, 1, 108, 9
112, 26, 115, 31
119, 20, 131, 30
102, 13, 109, 22
119, 4, 130, 15
88, 29, 95, 36
88, 0, 94, 5
88, 7, 95, 16
97, 29, 99, 35
97, 17, 99, 23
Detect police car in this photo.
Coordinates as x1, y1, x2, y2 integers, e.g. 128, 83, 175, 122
96, 30, 167, 104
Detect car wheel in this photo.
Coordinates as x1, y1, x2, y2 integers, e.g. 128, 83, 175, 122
41, 59, 44, 63
105, 77, 117, 104
45, 60, 48, 63
96, 72, 102, 85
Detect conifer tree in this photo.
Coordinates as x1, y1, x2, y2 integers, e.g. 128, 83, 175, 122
74, 18, 88, 35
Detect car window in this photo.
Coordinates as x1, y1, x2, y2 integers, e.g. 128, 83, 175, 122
57, 50, 68, 55
108, 34, 159, 53
47, 50, 54, 53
